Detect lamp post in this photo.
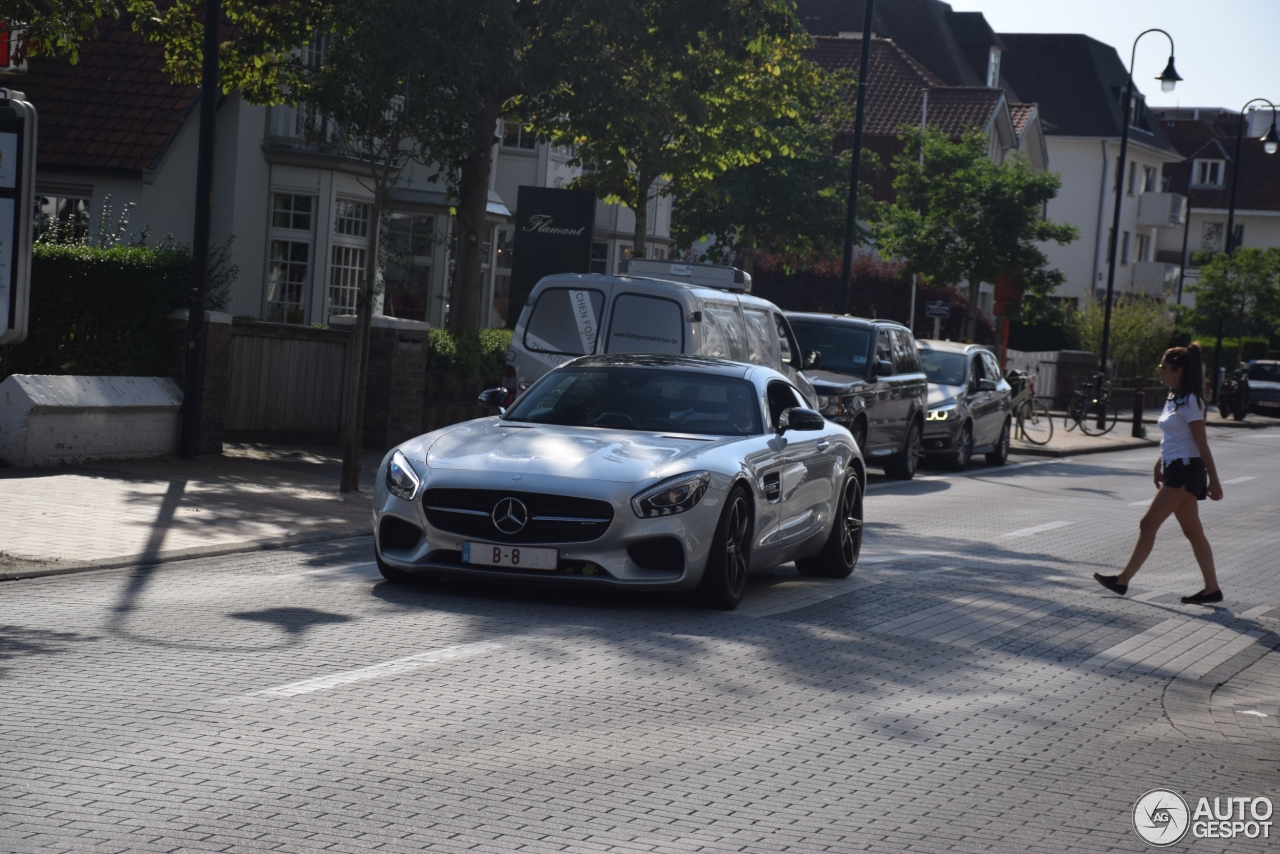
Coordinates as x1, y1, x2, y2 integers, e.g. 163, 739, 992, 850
838, 0, 875, 315
1098, 30, 1182, 406
1211, 97, 1278, 396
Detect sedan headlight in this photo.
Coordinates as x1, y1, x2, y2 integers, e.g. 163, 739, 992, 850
632, 471, 711, 518
926, 405, 956, 422
814, 395, 844, 418
385, 450, 421, 500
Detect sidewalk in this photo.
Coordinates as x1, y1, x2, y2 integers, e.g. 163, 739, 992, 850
1011, 416, 1161, 457
0, 444, 382, 580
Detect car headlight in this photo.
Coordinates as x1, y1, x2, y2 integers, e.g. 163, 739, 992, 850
385, 450, 421, 500
926, 405, 956, 422
632, 471, 711, 518
814, 395, 843, 418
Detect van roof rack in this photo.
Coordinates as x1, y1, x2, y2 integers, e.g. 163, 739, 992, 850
621, 259, 752, 293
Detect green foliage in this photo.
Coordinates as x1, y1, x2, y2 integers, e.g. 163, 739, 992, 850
426, 327, 512, 379
1190, 247, 1280, 361
1066, 297, 1175, 379
873, 127, 1078, 332
0, 243, 190, 380
4, 0, 133, 63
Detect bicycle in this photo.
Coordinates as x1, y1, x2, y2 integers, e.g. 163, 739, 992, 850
1064, 374, 1118, 436
1008, 371, 1053, 445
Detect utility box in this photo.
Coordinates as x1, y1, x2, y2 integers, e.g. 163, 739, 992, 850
0, 87, 35, 346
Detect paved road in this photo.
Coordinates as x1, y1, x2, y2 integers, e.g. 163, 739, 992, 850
3, 424, 1279, 853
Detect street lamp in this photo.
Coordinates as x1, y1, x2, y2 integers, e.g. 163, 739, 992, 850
838, 0, 875, 315
1211, 97, 1278, 397
1098, 30, 1181, 412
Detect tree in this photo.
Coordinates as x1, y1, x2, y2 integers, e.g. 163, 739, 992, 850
1191, 247, 1280, 362
525, 0, 821, 261
1067, 296, 1175, 379
873, 127, 1078, 341
3, 0, 135, 63
670, 61, 858, 275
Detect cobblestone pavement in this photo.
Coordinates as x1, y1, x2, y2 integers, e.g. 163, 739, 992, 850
2, 424, 1278, 853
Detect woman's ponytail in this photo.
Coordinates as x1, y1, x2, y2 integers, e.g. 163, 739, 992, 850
1162, 343, 1207, 409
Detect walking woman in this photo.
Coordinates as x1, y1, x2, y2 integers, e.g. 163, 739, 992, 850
1095, 343, 1225, 604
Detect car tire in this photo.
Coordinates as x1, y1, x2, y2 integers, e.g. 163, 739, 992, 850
1233, 404, 1247, 422
850, 419, 867, 455
985, 418, 1010, 466
375, 548, 413, 584
947, 422, 973, 471
697, 485, 753, 610
884, 418, 922, 480
796, 469, 863, 579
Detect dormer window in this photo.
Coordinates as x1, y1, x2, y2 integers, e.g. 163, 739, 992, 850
987, 47, 1001, 88
1191, 159, 1226, 187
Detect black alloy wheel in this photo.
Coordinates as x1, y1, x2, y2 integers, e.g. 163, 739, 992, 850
885, 419, 922, 480
948, 422, 973, 471
797, 470, 863, 578
985, 418, 1010, 466
698, 487, 753, 610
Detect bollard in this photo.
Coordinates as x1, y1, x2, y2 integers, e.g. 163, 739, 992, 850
1132, 377, 1145, 438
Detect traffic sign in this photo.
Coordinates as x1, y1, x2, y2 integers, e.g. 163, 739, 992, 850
925, 300, 951, 319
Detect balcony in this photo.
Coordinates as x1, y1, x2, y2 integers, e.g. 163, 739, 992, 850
1136, 192, 1187, 228
1132, 261, 1180, 296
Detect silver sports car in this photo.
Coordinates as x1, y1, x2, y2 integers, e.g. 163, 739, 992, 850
373, 354, 865, 609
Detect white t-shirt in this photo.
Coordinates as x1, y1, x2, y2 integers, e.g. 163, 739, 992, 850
1158, 392, 1204, 463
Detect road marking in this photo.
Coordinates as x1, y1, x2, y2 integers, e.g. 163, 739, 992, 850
1222, 476, 1255, 485
1001, 520, 1073, 538
1128, 499, 1151, 507
1237, 710, 1269, 718
253, 642, 504, 698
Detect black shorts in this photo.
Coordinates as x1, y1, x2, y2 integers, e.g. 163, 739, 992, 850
1164, 458, 1207, 500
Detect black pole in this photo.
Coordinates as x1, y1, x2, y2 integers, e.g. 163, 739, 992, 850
1175, 196, 1191, 306
838, 0, 875, 315
1224, 110, 1248, 256
179, 0, 220, 459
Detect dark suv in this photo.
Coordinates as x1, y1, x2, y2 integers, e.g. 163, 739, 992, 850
785, 313, 927, 479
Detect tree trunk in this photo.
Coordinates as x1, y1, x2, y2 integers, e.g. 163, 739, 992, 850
740, 224, 757, 276
964, 278, 981, 343
339, 190, 384, 493
631, 173, 654, 261
449, 89, 504, 334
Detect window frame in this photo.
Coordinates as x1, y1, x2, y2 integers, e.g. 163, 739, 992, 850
264, 191, 318, 324
1191, 158, 1226, 188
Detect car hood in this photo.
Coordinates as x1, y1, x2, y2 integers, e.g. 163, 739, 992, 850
928, 384, 964, 407
423, 418, 735, 483
805, 369, 866, 392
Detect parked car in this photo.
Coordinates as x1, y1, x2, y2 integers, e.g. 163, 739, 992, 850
1247, 360, 1280, 417
916, 340, 1012, 469
374, 354, 865, 610
784, 313, 927, 480
504, 260, 815, 408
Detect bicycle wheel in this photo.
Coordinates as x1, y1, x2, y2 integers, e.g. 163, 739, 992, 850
1019, 400, 1054, 445
1078, 399, 1118, 436
1064, 396, 1084, 432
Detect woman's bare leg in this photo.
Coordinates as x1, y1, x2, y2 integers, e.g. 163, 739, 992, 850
1173, 497, 1219, 593
1117, 486, 1189, 585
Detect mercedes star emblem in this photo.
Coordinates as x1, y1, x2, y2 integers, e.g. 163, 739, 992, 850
491, 497, 529, 535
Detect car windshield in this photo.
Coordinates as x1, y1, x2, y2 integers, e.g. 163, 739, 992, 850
1248, 363, 1280, 383
504, 368, 762, 436
920, 351, 967, 385
789, 321, 871, 378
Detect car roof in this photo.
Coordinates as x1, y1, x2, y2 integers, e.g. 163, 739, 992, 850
566, 354, 754, 378
916, 339, 990, 355
783, 312, 885, 330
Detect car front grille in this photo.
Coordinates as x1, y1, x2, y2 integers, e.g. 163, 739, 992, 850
422, 488, 614, 543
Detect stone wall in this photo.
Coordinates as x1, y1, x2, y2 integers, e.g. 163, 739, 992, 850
165, 311, 233, 455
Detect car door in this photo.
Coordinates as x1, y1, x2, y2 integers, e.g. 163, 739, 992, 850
757, 381, 832, 547
967, 351, 998, 445
865, 327, 899, 451
891, 328, 927, 428
979, 350, 1011, 443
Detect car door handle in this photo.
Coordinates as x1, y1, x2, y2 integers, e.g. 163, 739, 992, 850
816, 440, 831, 451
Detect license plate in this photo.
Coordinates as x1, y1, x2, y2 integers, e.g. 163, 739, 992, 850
1258, 400, 1280, 408
462, 542, 558, 570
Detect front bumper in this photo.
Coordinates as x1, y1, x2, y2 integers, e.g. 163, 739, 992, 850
922, 414, 961, 452
372, 466, 728, 591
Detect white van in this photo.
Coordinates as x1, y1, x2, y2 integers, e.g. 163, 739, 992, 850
502, 260, 816, 405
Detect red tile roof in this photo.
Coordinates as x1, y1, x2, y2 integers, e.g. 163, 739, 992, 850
1009, 102, 1037, 136
18, 18, 199, 175
1160, 117, 1280, 212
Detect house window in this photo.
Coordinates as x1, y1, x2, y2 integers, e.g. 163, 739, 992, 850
383, 213, 435, 322
1192, 159, 1225, 187
501, 120, 537, 151
272, 193, 313, 231
329, 245, 366, 316
649, 244, 667, 260
618, 244, 634, 268
590, 241, 609, 274
986, 47, 1001, 88
266, 241, 310, 324
1143, 166, 1158, 193
333, 199, 370, 237
1135, 234, 1150, 263
1127, 162, 1139, 195
35, 195, 91, 241
1121, 231, 1131, 265
1203, 222, 1225, 252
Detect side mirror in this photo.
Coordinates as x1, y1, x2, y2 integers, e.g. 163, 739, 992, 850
875, 359, 894, 378
477, 387, 507, 413
777, 407, 825, 433
977, 379, 997, 392
804, 350, 822, 369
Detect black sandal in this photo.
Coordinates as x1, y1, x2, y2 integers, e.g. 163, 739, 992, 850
1180, 589, 1223, 605
1094, 573, 1128, 596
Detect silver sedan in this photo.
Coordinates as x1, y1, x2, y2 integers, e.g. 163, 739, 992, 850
372, 354, 865, 609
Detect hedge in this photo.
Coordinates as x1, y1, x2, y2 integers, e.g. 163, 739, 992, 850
426, 326, 513, 380
0, 243, 191, 381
